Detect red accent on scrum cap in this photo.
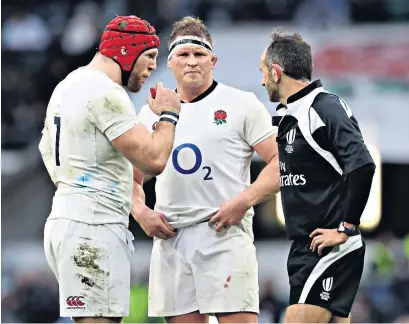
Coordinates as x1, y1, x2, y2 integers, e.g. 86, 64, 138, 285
99, 16, 160, 86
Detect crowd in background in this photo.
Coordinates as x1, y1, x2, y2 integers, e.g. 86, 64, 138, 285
2, 0, 409, 151
2, 0, 409, 322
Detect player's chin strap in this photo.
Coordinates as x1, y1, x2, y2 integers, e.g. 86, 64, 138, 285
168, 36, 213, 60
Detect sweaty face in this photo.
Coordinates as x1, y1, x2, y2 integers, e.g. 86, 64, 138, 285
168, 46, 215, 89
260, 50, 280, 103
127, 48, 158, 93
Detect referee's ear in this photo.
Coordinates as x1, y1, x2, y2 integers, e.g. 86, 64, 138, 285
211, 54, 218, 69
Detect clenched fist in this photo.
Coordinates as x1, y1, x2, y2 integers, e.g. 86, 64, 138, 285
147, 82, 181, 116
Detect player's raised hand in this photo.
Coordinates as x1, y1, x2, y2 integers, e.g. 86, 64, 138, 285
136, 207, 176, 240
147, 82, 181, 116
209, 198, 249, 232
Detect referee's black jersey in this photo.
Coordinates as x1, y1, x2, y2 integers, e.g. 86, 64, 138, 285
275, 80, 375, 241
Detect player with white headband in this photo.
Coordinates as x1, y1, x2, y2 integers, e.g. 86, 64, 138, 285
167, 36, 213, 60
133, 16, 280, 323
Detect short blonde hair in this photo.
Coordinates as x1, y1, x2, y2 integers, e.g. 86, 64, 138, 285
168, 16, 213, 48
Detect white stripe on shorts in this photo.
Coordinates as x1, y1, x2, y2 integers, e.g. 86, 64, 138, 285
298, 235, 363, 303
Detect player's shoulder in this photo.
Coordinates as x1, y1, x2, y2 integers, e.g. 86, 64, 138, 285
217, 83, 257, 99
217, 83, 264, 108
312, 92, 353, 119
70, 68, 128, 99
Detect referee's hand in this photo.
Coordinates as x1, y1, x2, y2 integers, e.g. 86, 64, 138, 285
309, 229, 349, 256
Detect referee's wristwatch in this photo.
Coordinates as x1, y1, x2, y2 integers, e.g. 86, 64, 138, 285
337, 222, 360, 236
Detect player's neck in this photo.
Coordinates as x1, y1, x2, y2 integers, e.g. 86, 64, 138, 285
280, 79, 310, 105
86, 53, 122, 85
177, 78, 213, 103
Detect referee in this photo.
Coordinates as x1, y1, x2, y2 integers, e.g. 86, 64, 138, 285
259, 31, 376, 323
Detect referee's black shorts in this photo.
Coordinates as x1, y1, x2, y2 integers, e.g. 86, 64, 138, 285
287, 235, 365, 318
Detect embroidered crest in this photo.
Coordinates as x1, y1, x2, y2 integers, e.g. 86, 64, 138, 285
213, 110, 227, 125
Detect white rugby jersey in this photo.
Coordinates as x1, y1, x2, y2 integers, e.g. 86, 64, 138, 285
40, 68, 139, 226
138, 81, 277, 239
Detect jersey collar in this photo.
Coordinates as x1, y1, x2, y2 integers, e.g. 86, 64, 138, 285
177, 80, 218, 103
287, 80, 323, 104
286, 80, 326, 120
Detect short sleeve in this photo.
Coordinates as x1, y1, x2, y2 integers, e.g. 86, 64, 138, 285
314, 95, 374, 174
137, 104, 159, 134
243, 94, 278, 147
88, 85, 139, 141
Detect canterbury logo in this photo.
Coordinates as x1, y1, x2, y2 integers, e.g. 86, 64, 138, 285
286, 129, 296, 144
322, 277, 333, 292
66, 296, 85, 307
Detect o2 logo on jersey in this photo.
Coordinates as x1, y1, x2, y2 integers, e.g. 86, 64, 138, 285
172, 143, 213, 180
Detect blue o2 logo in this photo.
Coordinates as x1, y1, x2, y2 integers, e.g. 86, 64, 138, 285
172, 143, 213, 180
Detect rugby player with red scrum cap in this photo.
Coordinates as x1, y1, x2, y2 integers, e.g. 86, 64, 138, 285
39, 16, 180, 323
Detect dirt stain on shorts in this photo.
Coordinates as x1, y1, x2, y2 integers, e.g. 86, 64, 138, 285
73, 242, 103, 272
77, 274, 95, 287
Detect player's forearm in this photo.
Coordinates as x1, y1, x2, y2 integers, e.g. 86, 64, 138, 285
144, 121, 176, 175
238, 155, 280, 208
130, 179, 149, 222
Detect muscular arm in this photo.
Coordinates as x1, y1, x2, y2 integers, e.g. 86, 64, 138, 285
88, 86, 177, 176
112, 121, 175, 176
209, 134, 280, 231
235, 135, 280, 208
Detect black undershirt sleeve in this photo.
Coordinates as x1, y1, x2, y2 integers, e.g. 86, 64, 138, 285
344, 164, 376, 226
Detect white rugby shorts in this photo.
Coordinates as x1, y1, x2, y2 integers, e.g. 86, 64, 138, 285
148, 222, 259, 317
44, 218, 134, 317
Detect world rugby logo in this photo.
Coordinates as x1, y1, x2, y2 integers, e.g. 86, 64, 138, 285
322, 277, 333, 292
286, 129, 296, 144
285, 129, 296, 153
320, 277, 333, 301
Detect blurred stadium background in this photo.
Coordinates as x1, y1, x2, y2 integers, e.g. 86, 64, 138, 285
2, 0, 409, 322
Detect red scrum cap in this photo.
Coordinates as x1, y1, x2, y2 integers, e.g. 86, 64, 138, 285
99, 16, 160, 86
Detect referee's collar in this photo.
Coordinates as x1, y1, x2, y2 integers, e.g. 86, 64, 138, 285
286, 80, 326, 119
287, 80, 323, 104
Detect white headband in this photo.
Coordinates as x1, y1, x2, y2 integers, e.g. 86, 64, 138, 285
168, 36, 213, 60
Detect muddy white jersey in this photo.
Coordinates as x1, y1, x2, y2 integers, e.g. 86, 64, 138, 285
138, 81, 277, 239
41, 68, 139, 226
